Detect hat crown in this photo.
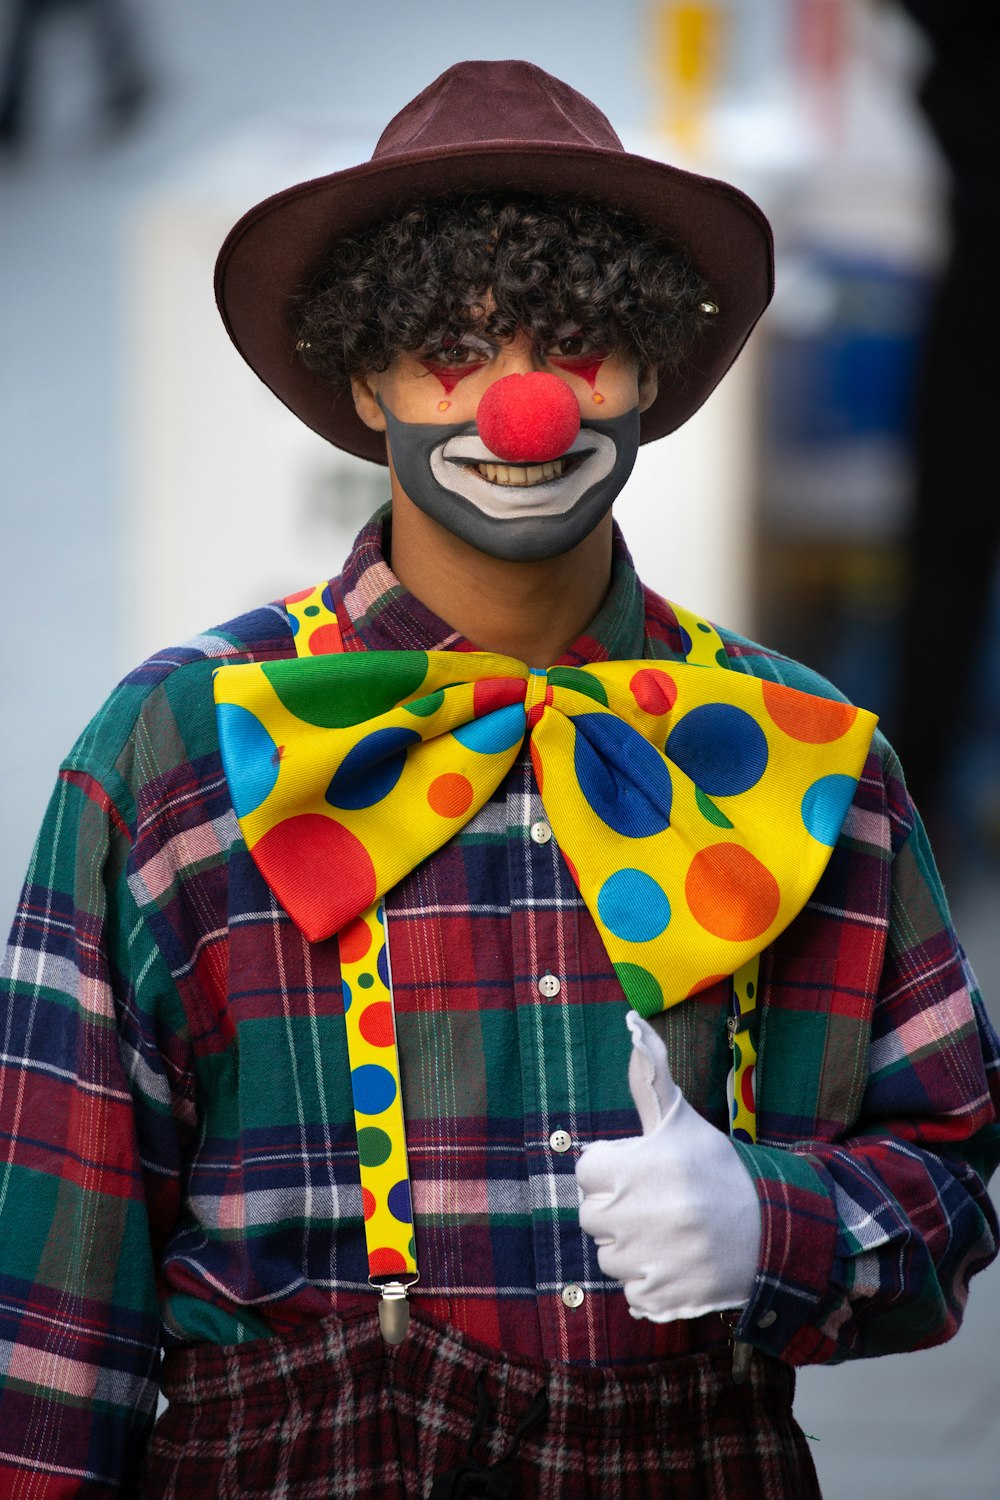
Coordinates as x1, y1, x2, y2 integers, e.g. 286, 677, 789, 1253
372, 59, 625, 160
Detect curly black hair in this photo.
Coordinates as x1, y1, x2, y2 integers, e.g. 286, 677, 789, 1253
293, 191, 708, 390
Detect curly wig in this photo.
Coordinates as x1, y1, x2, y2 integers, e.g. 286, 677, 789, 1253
294, 191, 708, 390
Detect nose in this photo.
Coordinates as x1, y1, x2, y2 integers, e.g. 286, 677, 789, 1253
476, 371, 582, 464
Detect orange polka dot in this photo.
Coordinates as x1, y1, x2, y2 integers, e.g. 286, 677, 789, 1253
529, 740, 544, 795
359, 1000, 394, 1048
362, 1187, 376, 1221
427, 772, 474, 818
338, 915, 372, 964
685, 974, 729, 999
762, 680, 858, 744
562, 852, 580, 888
307, 621, 343, 656
685, 844, 780, 942
369, 1246, 408, 1276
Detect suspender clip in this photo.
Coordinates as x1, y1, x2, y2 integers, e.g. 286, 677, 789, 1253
374, 1276, 418, 1345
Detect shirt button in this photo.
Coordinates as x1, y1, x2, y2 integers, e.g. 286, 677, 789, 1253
561, 1284, 585, 1309
538, 973, 561, 998
549, 1129, 572, 1154
756, 1310, 777, 1329
530, 820, 552, 845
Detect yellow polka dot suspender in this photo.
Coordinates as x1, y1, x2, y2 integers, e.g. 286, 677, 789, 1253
286, 585, 759, 1342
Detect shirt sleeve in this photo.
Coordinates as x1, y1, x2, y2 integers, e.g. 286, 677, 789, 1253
0, 763, 189, 1496
732, 787, 1000, 1366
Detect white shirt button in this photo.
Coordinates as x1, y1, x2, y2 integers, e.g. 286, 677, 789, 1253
549, 1129, 572, 1154
756, 1310, 777, 1329
561, 1284, 585, 1309
530, 820, 552, 845
538, 973, 561, 998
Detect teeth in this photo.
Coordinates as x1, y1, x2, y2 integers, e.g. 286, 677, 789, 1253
476, 458, 566, 485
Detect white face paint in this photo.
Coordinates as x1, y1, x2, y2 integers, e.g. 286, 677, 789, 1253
379, 398, 641, 562
429, 428, 618, 519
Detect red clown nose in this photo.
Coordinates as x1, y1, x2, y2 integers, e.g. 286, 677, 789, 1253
476, 372, 582, 463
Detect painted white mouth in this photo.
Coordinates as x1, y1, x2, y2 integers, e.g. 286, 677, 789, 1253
431, 430, 617, 518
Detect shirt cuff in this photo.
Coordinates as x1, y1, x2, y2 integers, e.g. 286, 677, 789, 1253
729, 1139, 841, 1363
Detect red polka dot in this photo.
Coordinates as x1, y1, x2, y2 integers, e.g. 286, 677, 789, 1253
427, 772, 475, 818
473, 677, 526, 719
285, 586, 315, 604
253, 815, 376, 944
307, 621, 343, 656
761, 680, 858, 744
630, 668, 678, 716
338, 915, 372, 965
740, 1064, 756, 1112
362, 1187, 376, 1221
685, 844, 780, 942
369, 1246, 408, 1276
562, 852, 580, 888
359, 1000, 394, 1048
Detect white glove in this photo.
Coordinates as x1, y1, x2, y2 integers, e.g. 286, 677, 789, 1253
575, 1010, 762, 1323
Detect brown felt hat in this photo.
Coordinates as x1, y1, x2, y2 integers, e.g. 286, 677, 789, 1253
215, 60, 773, 465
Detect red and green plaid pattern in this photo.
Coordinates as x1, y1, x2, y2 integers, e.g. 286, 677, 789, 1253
1, 513, 997, 1495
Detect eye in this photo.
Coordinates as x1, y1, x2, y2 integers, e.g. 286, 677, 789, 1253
547, 330, 609, 361
422, 334, 492, 368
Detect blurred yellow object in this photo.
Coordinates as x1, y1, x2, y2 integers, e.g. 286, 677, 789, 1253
649, 1, 726, 152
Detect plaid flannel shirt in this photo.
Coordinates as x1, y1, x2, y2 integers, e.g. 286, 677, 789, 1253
2, 515, 998, 1497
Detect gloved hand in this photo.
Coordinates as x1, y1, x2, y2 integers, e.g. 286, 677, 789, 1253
575, 1010, 762, 1323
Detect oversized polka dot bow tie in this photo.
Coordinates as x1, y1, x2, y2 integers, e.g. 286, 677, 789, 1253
214, 650, 877, 1011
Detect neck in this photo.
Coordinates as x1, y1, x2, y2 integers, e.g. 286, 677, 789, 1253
388, 493, 614, 667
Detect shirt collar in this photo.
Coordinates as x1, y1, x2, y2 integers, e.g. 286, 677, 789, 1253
335, 505, 647, 664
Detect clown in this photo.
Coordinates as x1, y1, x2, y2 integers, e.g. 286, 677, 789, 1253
1, 60, 998, 1500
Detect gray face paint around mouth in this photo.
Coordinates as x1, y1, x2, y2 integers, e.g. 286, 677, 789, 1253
377, 397, 641, 562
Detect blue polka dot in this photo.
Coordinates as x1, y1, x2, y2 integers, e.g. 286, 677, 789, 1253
666, 705, 768, 797
452, 703, 526, 755
597, 870, 671, 942
387, 1179, 412, 1223
321, 582, 336, 613
677, 625, 693, 658
288, 612, 300, 636
216, 703, 281, 817
326, 727, 421, 810
573, 713, 671, 837
801, 774, 856, 846
377, 942, 390, 989
342, 979, 352, 1012
351, 1063, 397, 1115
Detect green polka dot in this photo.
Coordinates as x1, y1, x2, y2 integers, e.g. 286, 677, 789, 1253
358, 972, 375, 989
357, 1126, 392, 1168
695, 787, 734, 828
262, 651, 429, 728
408, 1236, 416, 1259
715, 647, 729, 667
613, 962, 664, 1018
548, 666, 609, 707
404, 689, 445, 717
697, 621, 711, 633
734, 1038, 743, 1068
746, 981, 755, 999
304, 604, 321, 617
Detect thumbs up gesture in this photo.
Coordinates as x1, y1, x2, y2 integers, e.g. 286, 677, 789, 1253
575, 1011, 762, 1323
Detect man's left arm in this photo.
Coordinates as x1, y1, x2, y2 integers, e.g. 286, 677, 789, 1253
733, 807, 1000, 1364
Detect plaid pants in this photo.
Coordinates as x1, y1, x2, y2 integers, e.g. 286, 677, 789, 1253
141, 1306, 821, 1499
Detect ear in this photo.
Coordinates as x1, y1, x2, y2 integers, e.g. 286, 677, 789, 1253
351, 373, 387, 433
637, 365, 658, 414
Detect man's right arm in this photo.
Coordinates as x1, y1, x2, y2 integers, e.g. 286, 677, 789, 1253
0, 762, 186, 1497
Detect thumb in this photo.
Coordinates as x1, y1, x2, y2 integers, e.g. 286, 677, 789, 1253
625, 1010, 680, 1134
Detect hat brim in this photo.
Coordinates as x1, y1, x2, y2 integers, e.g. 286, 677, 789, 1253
215, 141, 774, 465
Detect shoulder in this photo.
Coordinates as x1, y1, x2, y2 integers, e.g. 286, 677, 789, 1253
61, 597, 297, 812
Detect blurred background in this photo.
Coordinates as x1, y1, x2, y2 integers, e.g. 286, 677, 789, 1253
1, 1, 997, 1493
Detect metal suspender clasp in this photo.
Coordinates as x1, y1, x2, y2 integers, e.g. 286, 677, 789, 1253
374, 1274, 419, 1345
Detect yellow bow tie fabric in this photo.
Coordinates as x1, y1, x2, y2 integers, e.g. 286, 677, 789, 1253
214, 651, 876, 1013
